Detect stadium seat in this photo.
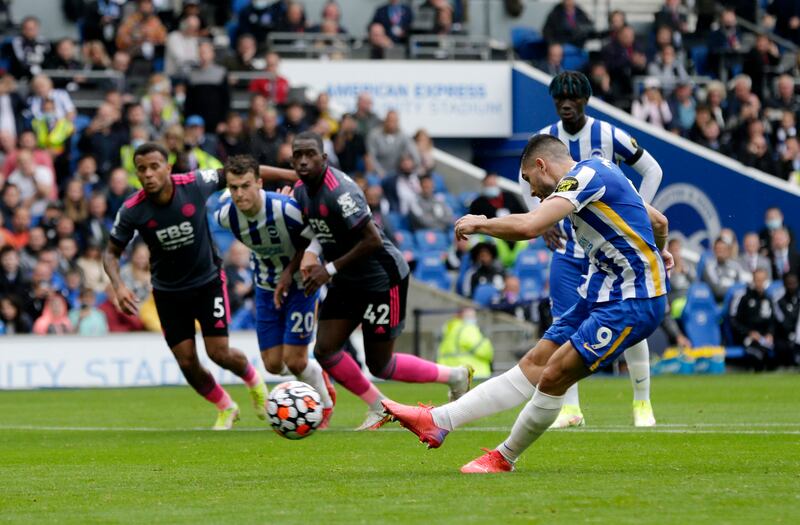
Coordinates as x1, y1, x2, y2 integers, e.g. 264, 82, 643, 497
386, 212, 411, 232
682, 282, 721, 346
561, 44, 589, 71
232, 0, 250, 14
430, 172, 448, 194
473, 283, 500, 307
690, 46, 709, 76
414, 229, 449, 252
443, 193, 464, 216
514, 247, 550, 300
413, 251, 452, 291
393, 229, 415, 252
510, 27, 547, 61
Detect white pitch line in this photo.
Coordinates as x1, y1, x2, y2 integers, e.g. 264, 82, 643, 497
1, 424, 799, 436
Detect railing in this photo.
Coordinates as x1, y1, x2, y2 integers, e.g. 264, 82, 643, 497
409, 34, 492, 60
266, 32, 359, 59
39, 69, 126, 110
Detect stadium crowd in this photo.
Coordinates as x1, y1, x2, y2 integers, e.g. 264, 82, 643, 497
0, 1, 796, 369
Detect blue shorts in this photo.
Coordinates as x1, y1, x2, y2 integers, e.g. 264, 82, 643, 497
549, 252, 589, 319
255, 286, 320, 350
542, 295, 666, 373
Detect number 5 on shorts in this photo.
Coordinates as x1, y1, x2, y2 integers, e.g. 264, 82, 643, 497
213, 297, 225, 318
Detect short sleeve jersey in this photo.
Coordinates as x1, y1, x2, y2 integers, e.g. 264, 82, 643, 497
546, 158, 668, 303
292, 166, 409, 291
110, 169, 225, 292
215, 190, 313, 291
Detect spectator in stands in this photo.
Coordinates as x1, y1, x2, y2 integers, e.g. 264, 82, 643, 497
766, 74, 800, 116
542, 0, 594, 48
779, 136, 800, 184
184, 41, 229, 132
665, 238, 694, 309
99, 283, 145, 332
775, 272, 800, 366
116, 0, 167, 61
0, 183, 20, 225
8, 150, 53, 217
703, 236, 748, 302
237, 1, 277, 48
68, 287, 108, 336
105, 167, 135, 217
332, 113, 367, 175
492, 275, 533, 322
739, 231, 773, 280
217, 112, 250, 160
2, 16, 49, 79
311, 2, 348, 34
224, 241, 253, 315
765, 0, 800, 46
165, 14, 201, 77
705, 80, 727, 130
632, 78, 673, 129
371, 0, 414, 44
61, 267, 83, 308
602, 10, 626, 46
740, 134, 779, 176
184, 115, 219, 158
770, 227, 800, 280
732, 268, 776, 371
63, 179, 89, 227
311, 93, 339, 138
83, 39, 111, 71
0, 75, 25, 142
364, 184, 395, 242
367, 22, 395, 60
32, 292, 72, 335
83, 192, 111, 248
773, 111, 796, 154
248, 51, 290, 105
250, 107, 283, 167
462, 241, 505, 299
653, 0, 688, 48
120, 242, 151, 304
277, 1, 307, 33
142, 91, 180, 139
414, 129, 436, 176
0, 245, 27, 297
78, 102, 126, 177
668, 81, 696, 136
408, 174, 453, 232
743, 34, 780, 102
18, 226, 45, 273
367, 110, 419, 177
223, 34, 258, 72
468, 172, 525, 218
31, 98, 74, 184
278, 100, 310, 137
6, 207, 32, 250
602, 25, 647, 104
28, 75, 76, 121
759, 207, 795, 255
707, 8, 742, 79
44, 37, 82, 78
647, 45, 689, 94
536, 43, 564, 76
382, 152, 421, 215
354, 92, 381, 137
0, 294, 33, 334
77, 243, 110, 293
586, 62, 619, 104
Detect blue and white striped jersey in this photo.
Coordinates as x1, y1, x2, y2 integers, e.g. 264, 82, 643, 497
519, 116, 660, 259
546, 157, 668, 303
215, 190, 312, 290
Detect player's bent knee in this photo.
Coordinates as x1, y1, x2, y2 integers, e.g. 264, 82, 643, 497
285, 354, 308, 376
537, 365, 570, 396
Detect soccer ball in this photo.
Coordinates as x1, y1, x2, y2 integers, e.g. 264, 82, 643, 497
267, 381, 323, 439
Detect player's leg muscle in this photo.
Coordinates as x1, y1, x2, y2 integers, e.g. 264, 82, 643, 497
283, 344, 310, 376
364, 339, 395, 378
260, 345, 285, 375
536, 342, 591, 396
204, 336, 249, 375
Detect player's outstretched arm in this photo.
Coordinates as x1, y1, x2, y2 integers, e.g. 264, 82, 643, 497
259, 165, 298, 185
102, 243, 139, 315
455, 197, 574, 242
302, 220, 383, 295
645, 203, 673, 270
630, 149, 663, 204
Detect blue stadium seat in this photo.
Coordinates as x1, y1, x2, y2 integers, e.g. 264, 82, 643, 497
458, 191, 478, 210
473, 283, 499, 306
690, 46, 709, 76
510, 27, 547, 61
232, 0, 250, 14
393, 229, 415, 252
766, 281, 785, 300
414, 229, 449, 252
430, 172, 448, 194
386, 212, 410, 232
443, 193, 464, 216
682, 282, 721, 346
561, 44, 589, 71
514, 248, 550, 300
414, 251, 452, 292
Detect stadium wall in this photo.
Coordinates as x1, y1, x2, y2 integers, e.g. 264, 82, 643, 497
475, 62, 800, 249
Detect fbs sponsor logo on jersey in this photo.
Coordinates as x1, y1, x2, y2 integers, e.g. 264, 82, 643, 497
555, 177, 579, 193
337, 192, 360, 218
155, 221, 195, 250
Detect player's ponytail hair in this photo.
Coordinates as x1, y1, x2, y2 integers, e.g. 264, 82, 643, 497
549, 71, 593, 100
225, 155, 259, 179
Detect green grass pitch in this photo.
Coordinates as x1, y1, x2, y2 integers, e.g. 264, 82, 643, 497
1, 374, 799, 524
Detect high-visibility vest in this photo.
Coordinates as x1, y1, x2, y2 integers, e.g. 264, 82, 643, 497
32, 118, 74, 155
436, 318, 494, 378
119, 144, 142, 189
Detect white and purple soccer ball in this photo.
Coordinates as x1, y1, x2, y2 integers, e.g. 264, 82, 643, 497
267, 381, 323, 440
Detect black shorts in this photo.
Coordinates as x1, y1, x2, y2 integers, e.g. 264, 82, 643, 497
152, 272, 231, 348
319, 276, 408, 342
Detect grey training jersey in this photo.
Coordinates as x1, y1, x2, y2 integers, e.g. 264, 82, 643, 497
110, 169, 225, 291
293, 166, 409, 291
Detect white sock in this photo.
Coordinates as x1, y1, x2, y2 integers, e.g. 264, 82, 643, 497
297, 360, 333, 408
498, 388, 564, 463
563, 382, 580, 406
624, 340, 651, 402
431, 365, 535, 431
279, 363, 291, 376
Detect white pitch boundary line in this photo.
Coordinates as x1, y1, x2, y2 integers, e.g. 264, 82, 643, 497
1, 424, 799, 436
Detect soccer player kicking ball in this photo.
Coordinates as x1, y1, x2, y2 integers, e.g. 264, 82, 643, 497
383, 135, 672, 473
215, 155, 336, 428
521, 71, 663, 428
104, 143, 296, 430
276, 132, 472, 431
